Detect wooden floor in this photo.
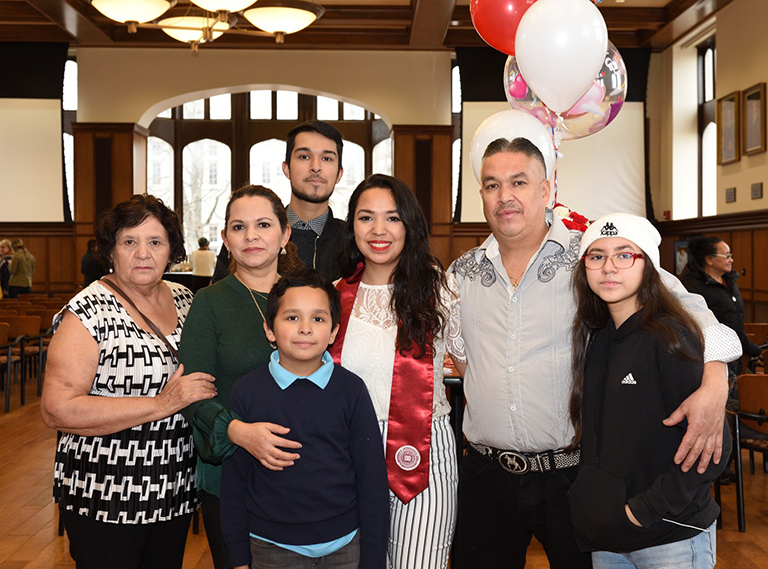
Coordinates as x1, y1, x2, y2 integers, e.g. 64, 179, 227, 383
1, 382, 767, 568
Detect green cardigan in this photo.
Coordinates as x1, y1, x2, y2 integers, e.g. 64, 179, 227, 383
179, 273, 273, 497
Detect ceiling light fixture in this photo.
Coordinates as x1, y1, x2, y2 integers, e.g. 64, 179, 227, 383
158, 14, 232, 46
190, 0, 257, 12
243, 0, 325, 43
92, 0, 176, 32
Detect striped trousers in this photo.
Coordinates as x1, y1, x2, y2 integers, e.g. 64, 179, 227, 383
380, 415, 458, 569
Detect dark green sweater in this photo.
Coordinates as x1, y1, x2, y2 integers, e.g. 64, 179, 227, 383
179, 273, 273, 497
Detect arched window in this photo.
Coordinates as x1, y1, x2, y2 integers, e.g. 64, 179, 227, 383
250, 139, 291, 205
183, 139, 231, 254
332, 141, 365, 220
372, 137, 393, 176
147, 136, 174, 208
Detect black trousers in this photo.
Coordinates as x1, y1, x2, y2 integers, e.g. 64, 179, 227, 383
60, 508, 192, 569
454, 445, 592, 569
201, 490, 231, 569
7, 285, 30, 298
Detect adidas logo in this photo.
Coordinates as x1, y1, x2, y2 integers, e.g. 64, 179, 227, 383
621, 373, 636, 385
600, 222, 618, 236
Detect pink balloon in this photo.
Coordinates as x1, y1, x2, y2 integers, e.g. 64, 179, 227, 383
564, 82, 606, 118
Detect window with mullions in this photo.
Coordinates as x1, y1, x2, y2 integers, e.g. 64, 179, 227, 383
148, 89, 391, 253
698, 37, 716, 217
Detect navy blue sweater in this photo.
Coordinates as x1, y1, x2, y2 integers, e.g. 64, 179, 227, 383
220, 363, 389, 568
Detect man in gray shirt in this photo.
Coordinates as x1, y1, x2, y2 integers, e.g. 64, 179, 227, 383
448, 137, 740, 568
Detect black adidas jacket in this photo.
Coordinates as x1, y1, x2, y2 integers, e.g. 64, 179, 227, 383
568, 310, 729, 553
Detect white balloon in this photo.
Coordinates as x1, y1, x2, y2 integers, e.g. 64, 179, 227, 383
470, 110, 556, 184
515, 0, 608, 114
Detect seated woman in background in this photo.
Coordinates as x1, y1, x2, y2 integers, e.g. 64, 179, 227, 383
40, 195, 217, 569
568, 213, 732, 569
680, 235, 762, 378
189, 236, 217, 294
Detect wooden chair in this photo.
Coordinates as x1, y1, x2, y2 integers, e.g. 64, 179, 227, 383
13, 304, 46, 316
0, 322, 23, 412
16, 293, 49, 301
0, 315, 43, 411
0, 310, 18, 317
733, 374, 768, 532
744, 323, 768, 345
25, 309, 58, 384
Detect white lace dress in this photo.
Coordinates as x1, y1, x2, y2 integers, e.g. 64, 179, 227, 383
339, 282, 460, 569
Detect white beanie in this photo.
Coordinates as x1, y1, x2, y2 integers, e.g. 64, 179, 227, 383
578, 212, 661, 269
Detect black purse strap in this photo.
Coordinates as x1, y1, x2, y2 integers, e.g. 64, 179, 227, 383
101, 277, 179, 360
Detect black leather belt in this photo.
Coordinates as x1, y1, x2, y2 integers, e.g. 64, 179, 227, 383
469, 443, 580, 475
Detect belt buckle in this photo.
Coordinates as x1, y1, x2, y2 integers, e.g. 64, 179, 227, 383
498, 451, 530, 474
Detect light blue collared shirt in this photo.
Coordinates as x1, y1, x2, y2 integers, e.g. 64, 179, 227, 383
253, 350, 357, 558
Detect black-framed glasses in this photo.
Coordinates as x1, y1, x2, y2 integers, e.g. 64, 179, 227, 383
711, 253, 733, 259
582, 252, 645, 270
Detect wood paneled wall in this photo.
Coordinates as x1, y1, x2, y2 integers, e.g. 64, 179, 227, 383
657, 209, 768, 322
0, 222, 76, 293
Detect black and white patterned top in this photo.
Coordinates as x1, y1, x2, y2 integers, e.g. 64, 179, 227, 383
53, 281, 198, 524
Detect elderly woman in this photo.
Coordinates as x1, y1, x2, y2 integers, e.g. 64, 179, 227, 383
40, 195, 217, 569
8, 238, 35, 298
0, 239, 12, 298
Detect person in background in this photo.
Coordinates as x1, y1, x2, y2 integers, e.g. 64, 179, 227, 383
212, 120, 346, 283
80, 238, 108, 287
8, 238, 35, 298
680, 235, 762, 378
568, 213, 730, 569
0, 239, 13, 298
332, 174, 460, 568
179, 185, 303, 569
40, 194, 217, 569
189, 237, 216, 293
221, 268, 389, 569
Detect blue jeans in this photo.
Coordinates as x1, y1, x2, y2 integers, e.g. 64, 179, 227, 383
591, 522, 716, 569
249, 533, 360, 568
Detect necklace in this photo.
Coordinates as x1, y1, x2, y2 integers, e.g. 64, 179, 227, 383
234, 273, 268, 322
509, 271, 524, 291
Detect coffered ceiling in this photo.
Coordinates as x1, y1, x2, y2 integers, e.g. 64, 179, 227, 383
0, 0, 733, 51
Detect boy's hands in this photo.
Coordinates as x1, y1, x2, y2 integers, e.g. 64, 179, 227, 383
228, 420, 302, 470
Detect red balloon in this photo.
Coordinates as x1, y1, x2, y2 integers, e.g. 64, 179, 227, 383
470, 0, 537, 56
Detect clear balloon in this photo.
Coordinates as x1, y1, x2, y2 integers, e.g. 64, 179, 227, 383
503, 41, 628, 140
469, 110, 556, 183
558, 42, 627, 140
470, 0, 537, 56
515, 0, 608, 113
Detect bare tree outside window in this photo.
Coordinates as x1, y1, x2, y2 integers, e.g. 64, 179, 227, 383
183, 139, 231, 256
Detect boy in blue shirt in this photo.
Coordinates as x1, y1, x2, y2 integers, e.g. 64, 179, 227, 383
221, 268, 389, 569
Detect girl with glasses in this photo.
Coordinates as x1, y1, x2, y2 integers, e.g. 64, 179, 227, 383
566, 213, 728, 569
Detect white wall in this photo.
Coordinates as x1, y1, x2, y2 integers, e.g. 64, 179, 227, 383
0, 99, 64, 222
460, 102, 646, 223
77, 48, 452, 128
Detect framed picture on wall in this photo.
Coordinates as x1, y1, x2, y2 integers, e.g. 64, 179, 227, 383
718, 91, 740, 165
674, 241, 688, 277
742, 82, 766, 155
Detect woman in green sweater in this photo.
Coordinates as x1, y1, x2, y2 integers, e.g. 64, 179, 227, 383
179, 185, 302, 569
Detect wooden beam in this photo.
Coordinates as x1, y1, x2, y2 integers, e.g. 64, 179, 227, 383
23, 0, 113, 44
645, 0, 736, 50
410, 0, 456, 48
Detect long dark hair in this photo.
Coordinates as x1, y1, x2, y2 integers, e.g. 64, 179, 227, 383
567, 254, 704, 451
224, 185, 301, 275
339, 174, 448, 358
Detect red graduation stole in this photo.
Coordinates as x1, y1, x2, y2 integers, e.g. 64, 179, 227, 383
328, 264, 433, 504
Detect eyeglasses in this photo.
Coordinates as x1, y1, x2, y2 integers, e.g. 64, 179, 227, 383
582, 252, 645, 270
710, 253, 733, 259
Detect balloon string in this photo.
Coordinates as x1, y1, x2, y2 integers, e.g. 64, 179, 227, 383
551, 114, 561, 205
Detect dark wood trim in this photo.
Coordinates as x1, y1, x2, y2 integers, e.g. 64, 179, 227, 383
656, 209, 768, 236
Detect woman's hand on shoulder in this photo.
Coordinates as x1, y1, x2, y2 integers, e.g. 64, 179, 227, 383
228, 420, 302, 471
157, 363, 217, 416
